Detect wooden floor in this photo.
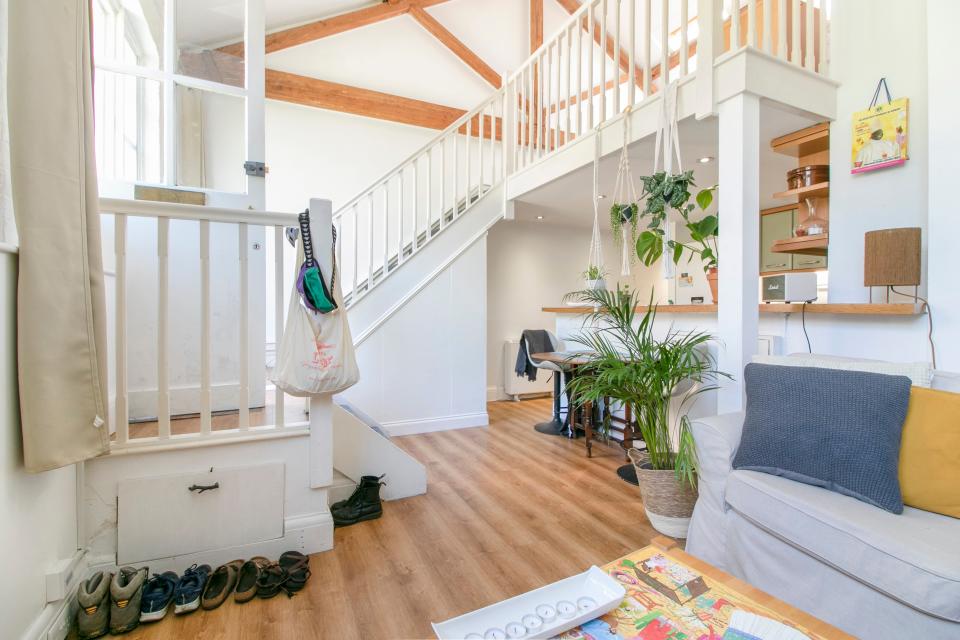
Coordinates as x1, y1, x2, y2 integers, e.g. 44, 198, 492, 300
120, 398, 659, 640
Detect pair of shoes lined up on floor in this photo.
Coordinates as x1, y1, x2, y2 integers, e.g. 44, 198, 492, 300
332, 474, 386, 527
75, 552, 311, 638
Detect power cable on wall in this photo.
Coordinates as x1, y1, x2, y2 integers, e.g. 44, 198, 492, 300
802, 300, 812, 353
890, 287, 937, 369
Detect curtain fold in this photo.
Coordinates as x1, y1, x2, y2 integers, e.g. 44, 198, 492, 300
8, 0, 110, 471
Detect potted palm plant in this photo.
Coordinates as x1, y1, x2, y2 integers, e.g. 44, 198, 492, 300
634, 171, 720, 303
563, 285, 729, 537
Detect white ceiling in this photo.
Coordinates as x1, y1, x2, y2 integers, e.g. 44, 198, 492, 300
514, 101, 821, 227
177, 0, 374, 49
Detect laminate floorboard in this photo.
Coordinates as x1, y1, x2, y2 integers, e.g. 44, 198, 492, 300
108, 398, 659, 640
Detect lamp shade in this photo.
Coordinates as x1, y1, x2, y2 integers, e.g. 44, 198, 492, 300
864, 227, 921, 287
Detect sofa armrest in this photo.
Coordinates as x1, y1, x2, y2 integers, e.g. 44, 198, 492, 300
691, 411, 745, 485
686, 412, 745, 568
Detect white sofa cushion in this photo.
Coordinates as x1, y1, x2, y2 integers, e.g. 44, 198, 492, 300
725, 469, 960, 622
752, 353, 933, 387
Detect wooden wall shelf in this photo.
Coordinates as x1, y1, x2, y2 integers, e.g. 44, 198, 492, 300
544, 304, 924, 316
773, 181, 829, 200
771, 234, 828, 256
771, 123, 830, 157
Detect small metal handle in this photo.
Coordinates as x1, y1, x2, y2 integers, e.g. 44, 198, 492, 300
798, 259, 819, 265
766, 262, 788, 268
188, 482, 220, 494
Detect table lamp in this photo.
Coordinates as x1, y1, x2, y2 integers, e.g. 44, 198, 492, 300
864, 227, 921, 302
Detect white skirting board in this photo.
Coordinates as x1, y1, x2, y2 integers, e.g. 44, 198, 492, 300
88, 511, 333, 577
380, 411, 488, 437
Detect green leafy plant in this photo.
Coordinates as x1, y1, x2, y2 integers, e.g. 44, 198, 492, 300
634, 171, 719, 273
560, 285, 729, 488
582, 265, 606, 281
609, 202, 639, 254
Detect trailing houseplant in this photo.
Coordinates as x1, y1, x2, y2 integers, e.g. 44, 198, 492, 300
634, 171, 720, 302
562, 285, 729, 536
610, 202, 639, 260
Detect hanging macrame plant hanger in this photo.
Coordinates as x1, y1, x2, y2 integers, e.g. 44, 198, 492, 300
652, 81, 684, 280
585, 130, 606, 286
611, 107, 642, 277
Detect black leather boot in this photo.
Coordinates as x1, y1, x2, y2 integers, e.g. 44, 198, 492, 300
332, 475, 385, 527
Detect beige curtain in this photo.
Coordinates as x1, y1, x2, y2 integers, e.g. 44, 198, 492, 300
8, 0, 110, 471
0, 0, 16, 246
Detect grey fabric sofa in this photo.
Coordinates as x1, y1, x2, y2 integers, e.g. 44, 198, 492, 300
686, 409, 960, 639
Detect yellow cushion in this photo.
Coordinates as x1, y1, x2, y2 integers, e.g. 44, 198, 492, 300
899, 386, 960, 518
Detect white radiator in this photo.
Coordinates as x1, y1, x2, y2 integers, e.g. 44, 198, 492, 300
502, 339, 553, 399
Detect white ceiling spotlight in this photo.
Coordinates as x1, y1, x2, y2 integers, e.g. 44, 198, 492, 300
698, 156, 714, 164
536, 215, 544, 220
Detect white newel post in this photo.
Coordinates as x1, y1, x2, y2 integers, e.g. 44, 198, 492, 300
308, 198, 334, 489
695, 0, 721, 120
717, 93, 760, 412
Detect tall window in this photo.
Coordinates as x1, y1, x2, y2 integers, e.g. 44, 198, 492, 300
92, 0, 251, 196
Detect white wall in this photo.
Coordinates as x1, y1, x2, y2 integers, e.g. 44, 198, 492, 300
1, 251, 80, 640
828, 0, 928, 302
485, 216, 663, 400
926, 0, 960, 371
339, 236, 488, 435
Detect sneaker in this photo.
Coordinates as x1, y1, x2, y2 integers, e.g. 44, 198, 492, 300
139, 571, 178, 622
76, 571, 111, 639
109, 566, 148, 635
173, 564, 211, 614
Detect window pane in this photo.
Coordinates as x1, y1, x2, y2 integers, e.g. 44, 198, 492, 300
176, 85, 246, 193
94, 70, 163, 184
92, 0, 163, 69
176, 0, 245, 88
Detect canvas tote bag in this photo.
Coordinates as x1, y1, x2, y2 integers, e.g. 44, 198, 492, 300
272, 228, 359, 396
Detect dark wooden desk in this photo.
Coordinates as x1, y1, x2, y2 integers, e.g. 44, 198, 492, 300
530, 352, 637, 459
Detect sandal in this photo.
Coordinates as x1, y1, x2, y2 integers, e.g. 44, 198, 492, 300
234, 557, 270, 603
278, 551, 311, 594
255, 563, 290, 599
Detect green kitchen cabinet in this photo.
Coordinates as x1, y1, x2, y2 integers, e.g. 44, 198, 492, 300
760, 208, 828, 273
760, 209, 794, 273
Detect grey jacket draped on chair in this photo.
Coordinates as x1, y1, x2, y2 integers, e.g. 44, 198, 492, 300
8, 0, 110, 471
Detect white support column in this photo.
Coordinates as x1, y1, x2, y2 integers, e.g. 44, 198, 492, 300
717, 93, 760, 413
308, 198, 334, 489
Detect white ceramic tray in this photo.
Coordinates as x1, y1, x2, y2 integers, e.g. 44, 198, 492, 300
431, 566, 625, 640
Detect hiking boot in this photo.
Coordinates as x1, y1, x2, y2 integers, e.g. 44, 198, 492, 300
76, 571, 111, 639
330, 475, 383, 513
140, 572, 178, 622
109, 566, 148, 635
201, 560, 243, 610
332, 475, 384, 526
173, 564, 211, 614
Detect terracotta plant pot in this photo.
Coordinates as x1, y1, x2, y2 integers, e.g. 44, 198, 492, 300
706, 267, 719, 303
628, 449, 698, 538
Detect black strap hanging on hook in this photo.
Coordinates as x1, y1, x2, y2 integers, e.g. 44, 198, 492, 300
298, 210, 315, 268
868, 78, 893, 109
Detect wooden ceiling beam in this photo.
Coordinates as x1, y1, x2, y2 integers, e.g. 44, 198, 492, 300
265, 68, 466, 130
408, 5, 502, 88
530, 0, 544, 53
220, 0, 453, 57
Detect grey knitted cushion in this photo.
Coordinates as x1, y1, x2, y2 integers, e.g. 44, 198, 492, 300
733, 363, 911, 514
